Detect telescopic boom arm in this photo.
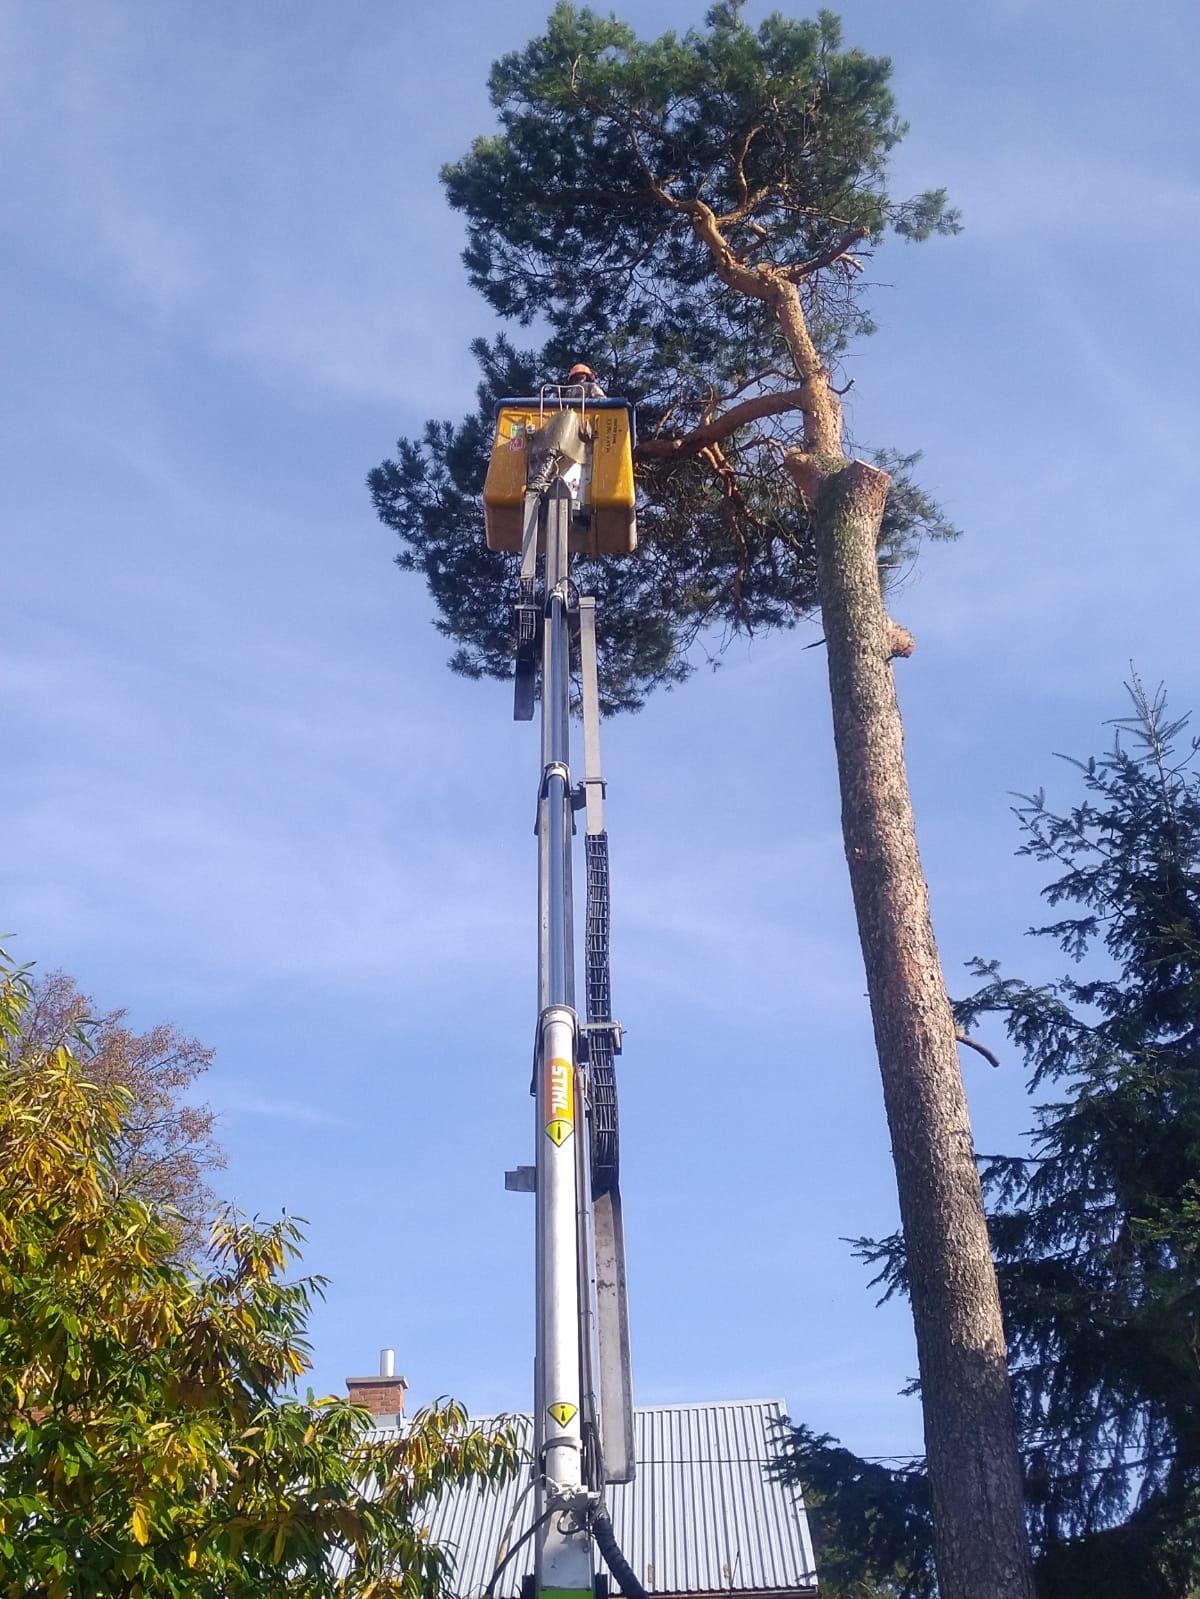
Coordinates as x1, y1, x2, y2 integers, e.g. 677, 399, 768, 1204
491, 385, 636, 1599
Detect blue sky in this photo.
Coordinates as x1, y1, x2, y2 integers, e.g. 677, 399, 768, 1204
3, 0, 1198, 1463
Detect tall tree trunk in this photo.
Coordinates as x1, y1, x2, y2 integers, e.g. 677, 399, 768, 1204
684, 215, 1034, 1597
799, 456, 1035, 1599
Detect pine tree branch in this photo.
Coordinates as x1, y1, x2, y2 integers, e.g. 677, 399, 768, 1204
721, 122, 764, 218
635, 387, 813, 461
683, 195, 776, 301
782, 226, 871, 282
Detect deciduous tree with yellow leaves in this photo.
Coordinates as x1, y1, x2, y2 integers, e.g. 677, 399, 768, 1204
0, 949, 517, 1598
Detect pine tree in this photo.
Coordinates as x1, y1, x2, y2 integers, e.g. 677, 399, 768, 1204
370, 337, 953, 714
370, 9, 1031, 1593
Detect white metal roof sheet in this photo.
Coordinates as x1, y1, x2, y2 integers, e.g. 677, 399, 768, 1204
373, 1398, 818, 1597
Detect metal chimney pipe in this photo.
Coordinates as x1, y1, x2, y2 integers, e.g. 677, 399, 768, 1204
380, 1347, 395, 1378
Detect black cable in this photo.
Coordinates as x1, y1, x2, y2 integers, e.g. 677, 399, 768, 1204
482, 1506, 556, 1599
593, 1503, 649, 1599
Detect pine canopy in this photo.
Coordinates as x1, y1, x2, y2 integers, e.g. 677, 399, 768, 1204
370, 4, 959, 710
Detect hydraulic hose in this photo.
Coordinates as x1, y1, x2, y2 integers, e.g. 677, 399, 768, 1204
593, 1504, 649, 1599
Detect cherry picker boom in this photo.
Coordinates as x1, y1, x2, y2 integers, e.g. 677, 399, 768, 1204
485, 385, 638, 1599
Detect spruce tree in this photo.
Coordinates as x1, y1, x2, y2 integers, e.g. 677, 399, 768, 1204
965, 678, 1200, 1594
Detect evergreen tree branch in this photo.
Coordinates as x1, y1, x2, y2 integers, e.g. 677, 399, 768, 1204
782, 226, 872, 282
634, 387, 811, 460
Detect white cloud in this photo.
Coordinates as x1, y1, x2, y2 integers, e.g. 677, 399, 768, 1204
210, 1083, 346, 1128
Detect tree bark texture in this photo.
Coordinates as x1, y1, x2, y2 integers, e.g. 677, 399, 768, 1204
804, 458, 1036, 1599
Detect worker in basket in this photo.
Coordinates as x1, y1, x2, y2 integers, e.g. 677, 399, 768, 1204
482, 378, 636, 555
566, 361, 606, 398
528, 362, 605, 495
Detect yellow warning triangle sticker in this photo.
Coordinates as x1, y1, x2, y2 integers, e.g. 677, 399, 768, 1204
547, 1402, 577, 1428
545, 1119, 573, 1146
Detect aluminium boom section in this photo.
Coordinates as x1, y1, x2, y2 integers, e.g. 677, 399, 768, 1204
533, 482, 594, 1598
499, 398, 635, 1597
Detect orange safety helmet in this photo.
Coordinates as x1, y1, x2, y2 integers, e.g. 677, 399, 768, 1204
567, 362, 597, 382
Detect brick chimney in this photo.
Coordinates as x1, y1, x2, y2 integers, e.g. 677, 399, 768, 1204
346, 1348, 408, 1429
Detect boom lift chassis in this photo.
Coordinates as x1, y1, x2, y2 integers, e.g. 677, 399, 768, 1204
504, 469, 635, 1599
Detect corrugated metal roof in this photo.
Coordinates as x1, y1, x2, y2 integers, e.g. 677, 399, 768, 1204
373, 1399, 817, 1597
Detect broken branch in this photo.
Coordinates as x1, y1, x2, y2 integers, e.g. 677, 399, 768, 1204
955, 1031, 1001, 1069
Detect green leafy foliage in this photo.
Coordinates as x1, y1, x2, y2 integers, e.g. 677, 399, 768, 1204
369, 4, 959, 711
0, 950, 519, 1598
17, 969, 223, 1258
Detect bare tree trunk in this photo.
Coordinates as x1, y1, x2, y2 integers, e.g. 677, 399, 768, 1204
800, 457, 1035, 1599
681, 209, 1034, 1596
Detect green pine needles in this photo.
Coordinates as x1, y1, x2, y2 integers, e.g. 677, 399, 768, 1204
369, 4, 959, 710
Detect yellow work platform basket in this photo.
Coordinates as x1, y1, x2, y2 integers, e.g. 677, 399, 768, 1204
484, 396, 637, 557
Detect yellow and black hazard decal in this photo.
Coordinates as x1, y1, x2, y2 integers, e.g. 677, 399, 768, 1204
547, 1401, 578, 1428
544, 1056, 575, 1146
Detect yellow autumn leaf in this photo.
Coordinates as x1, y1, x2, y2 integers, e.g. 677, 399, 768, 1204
131, 1502, 150, 1546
